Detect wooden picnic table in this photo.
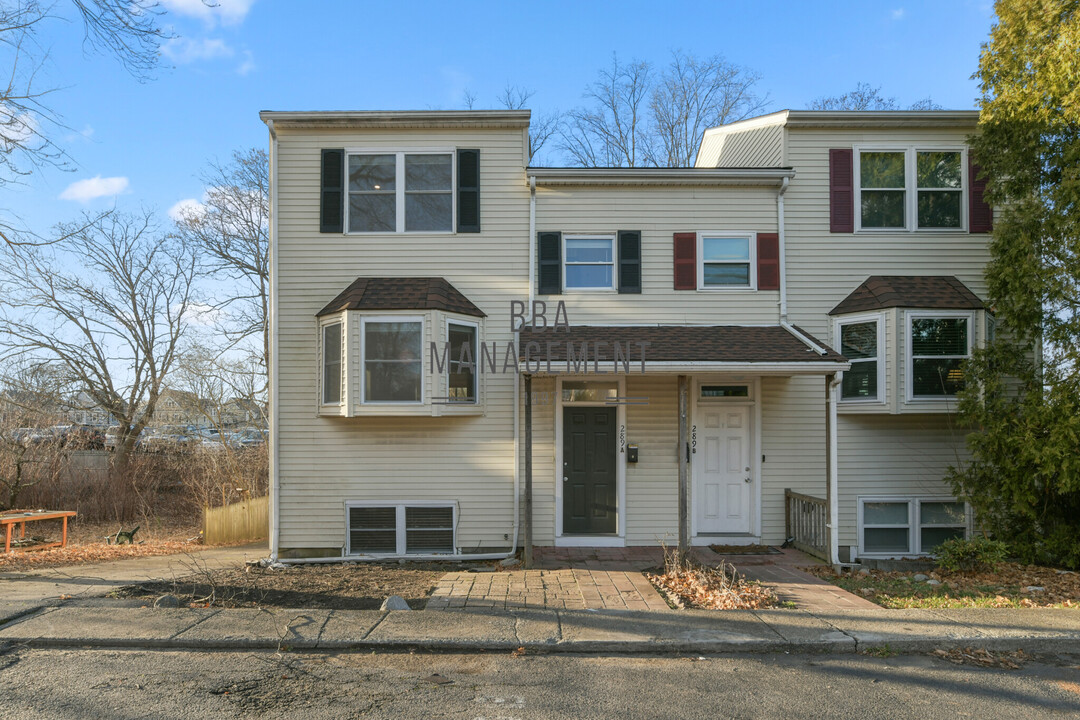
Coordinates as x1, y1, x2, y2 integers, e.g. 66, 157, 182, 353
1, 510, 77, 553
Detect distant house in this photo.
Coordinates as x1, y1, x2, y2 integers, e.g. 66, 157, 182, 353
145, 389, 203, 428
261, 108, 991, 563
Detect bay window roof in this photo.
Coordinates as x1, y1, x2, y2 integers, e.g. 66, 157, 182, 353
829, 276, 984, 316
317, 277, 485, 318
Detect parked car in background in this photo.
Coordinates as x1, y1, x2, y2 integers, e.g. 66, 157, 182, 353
140, 426, 198, 453
229, 427, 268, 448
63, 424, 106, 450
105, 426, 146, 451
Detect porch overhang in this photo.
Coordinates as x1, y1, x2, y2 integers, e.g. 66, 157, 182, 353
516, 324, 849, 376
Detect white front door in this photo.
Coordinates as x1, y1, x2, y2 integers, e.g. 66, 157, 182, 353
694, 404, 752, 534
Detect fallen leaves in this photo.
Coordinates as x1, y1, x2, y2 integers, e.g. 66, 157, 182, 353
0, 540, 199, 572
931, 647, 1030, 669
647, 559, 778, 610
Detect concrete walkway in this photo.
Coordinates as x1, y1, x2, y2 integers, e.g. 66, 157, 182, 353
0, 543, 267, 624
3, 604, 1080, 655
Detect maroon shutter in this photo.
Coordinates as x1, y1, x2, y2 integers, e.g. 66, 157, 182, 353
673, 232, 697, 290
969, 155, 993, 233
829, 148, 854, 233
757, 233, 780, 291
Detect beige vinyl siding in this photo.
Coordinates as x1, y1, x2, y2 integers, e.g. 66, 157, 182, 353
275, 126, 529, 553
837, 414, 970, 549
784, 127, 990, 347
696, 115, 787, 168
535, 185, 780, 326
623, 375, 680, 544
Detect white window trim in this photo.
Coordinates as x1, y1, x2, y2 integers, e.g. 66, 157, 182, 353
318, 316, 345, 409
834, 313, 886, 405
696, 231, 757, 291
360, 314, 426, 406
697, 382, 753, 402
344, 500, 458, 556
444, 317, 480, 405
562, 234, 617, 292
857, 496, 969, 558
853, 145, 968, 233
344, 148, 456, 235
905, 310, 974, 403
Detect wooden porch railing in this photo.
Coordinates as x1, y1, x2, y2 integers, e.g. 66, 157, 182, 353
784, 489, 828, 560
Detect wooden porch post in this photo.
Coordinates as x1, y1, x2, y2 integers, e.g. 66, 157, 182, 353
523, 373, 533, 569
824, 373, 834, 565
677, 374, 689, 558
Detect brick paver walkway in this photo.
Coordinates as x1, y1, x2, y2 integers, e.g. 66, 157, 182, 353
426, 545, 878, 612
426, 568, 671, 611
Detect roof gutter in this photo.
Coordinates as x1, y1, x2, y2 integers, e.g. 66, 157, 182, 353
528, 167, 795, 187
781, 322, 829, 356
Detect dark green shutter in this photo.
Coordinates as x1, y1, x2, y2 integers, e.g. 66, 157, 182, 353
320, 149, 344, 233
537, 231, 561, 295
457, 149, 480, 233
617, 230, 641, 294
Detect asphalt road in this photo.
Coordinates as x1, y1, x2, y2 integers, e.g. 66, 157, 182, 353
1, 647, 1078, 719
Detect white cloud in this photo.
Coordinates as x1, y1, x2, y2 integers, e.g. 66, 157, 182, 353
59, 176, 129, 202
237, 50, 256, 76
891, 8, 905, 19
168, 197, 206, 222
161, 0, 255, 27
182, 302, 225, 327
161, 37, 234, 64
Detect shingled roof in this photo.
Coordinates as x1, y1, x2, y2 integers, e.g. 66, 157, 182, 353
317, 277, 485, 318
518, 325, 845, 364
829, 276, 984, 316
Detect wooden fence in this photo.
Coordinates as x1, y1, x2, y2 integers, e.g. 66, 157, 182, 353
202, 495, 268, 545
784, 489, 828, 560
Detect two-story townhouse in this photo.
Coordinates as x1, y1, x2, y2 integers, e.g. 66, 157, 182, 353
262, 108, 990, 565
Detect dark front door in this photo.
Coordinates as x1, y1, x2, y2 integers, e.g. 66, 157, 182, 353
563, 407, 617, 534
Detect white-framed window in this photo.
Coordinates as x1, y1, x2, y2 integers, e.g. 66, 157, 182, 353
447, 319, 478, 403
563, 235, 616, 291
346, 150, 454, 233
697, 232, 755, 289
699, 384, 751, 400
346, 501, 457, 555
906, 312, 972, 400
320, 321, 343, 406
858, 497, 967, 557
361, 315, 424, 404
835, 314, 884, 402
855, 146, 966, 231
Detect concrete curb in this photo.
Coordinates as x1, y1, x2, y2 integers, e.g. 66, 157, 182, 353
2, 605, 1079, 655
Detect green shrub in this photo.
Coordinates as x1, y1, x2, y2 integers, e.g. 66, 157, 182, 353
934, 537, 1009, 573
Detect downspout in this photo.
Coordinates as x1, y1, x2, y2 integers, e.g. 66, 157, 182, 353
826, 372, 842, 566
776, 176, 790, 323
511, 175, 536, 558
266, 119, 280, 562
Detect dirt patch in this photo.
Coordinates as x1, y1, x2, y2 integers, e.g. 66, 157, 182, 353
804, 562, 1080, 609
931, 647, 1032, 669
0, 516, 203, 572
113, 561, 450, 610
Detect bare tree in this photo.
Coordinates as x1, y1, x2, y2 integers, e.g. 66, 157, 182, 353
0, 211, 198, 479
497, 84, 560, 163
560, 54, 654, 167
173, 148, 270, 377
651, 51, 768, 167
560, 51, 767, 167
0, 0, 166, 245
808, 82, 942, 110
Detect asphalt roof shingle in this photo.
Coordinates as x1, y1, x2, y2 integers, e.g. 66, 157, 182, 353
829, 276, 984, 316
317, 277, 486, 318
517, 325, 845, 364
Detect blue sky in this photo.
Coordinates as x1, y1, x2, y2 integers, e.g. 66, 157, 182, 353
10, 0, 996, 236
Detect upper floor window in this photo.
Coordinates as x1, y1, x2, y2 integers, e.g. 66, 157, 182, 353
363, 317, 424, 403
698, 233, 754, 289
564, 235, 615, 291
348, 152, 453, 233
838, 316, 882, 401
907, 313, 971, 399
856, 147, 965, 231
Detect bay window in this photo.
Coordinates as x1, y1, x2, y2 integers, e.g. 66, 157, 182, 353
363, 318, 423, 403
837, 316, 882, 401
908, 313, 971, 399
